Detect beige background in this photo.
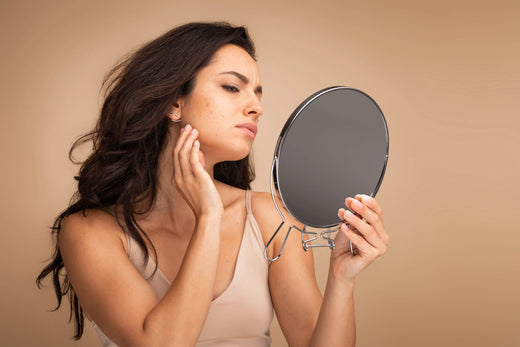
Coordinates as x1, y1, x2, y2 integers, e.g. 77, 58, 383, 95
1, 0, 519, 346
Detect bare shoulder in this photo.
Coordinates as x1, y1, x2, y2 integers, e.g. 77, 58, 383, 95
59, 208, 127, 254
250, 191, 301, 229
57, 208, 163, 344
250, 191, 282, 227
250, 191, 274, 213
250, 191, 304, 259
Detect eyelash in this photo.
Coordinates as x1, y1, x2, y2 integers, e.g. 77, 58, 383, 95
223, 85, 239, 93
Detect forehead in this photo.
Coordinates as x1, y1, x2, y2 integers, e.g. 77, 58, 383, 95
203, 44, 260, 80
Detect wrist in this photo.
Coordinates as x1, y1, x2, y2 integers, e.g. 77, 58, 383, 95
199, 204, 224, 219
197, 212, 222, 225
327, 269, 356, 290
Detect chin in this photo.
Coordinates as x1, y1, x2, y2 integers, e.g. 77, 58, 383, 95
202, 136, 253, 162
222, 143, 251, 162
227, 150, 250, 162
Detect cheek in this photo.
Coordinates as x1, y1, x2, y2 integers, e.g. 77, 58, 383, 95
204, 99, 211, 113
201, 99, 231, 135
186, 95, 229, 144
195, 99, 221, 142
198, 97, 221, 124
185, 97, 214, 127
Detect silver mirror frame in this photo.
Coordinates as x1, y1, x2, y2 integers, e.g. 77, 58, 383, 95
264, 86, 389, 262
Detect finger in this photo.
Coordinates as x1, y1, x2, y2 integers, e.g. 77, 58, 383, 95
175, 124, 192, 152
340, 223, 381, 260
346, 198, 377, 224
190, 139, 205, 176
198, 147, 206, 168
173, 124, 191, 183
355, 194, 383, 221
342, 209, 386, 251
345, 196, 388, 245
179, 127, 198, 179
347, 197, 384, 235
345, 194, 382, 217
355, 195, 388, 245
338, 208, 362, 235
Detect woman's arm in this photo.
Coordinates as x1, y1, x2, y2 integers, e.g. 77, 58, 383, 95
60, 125, 224, 347
59, 210, 221, 347
310, 195, 388, 346
256, 193, 388, 347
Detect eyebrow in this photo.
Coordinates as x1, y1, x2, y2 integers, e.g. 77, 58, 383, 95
219, 71, 263, 95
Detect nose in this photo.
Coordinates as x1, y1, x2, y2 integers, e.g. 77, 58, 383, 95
244, 95, 264, 120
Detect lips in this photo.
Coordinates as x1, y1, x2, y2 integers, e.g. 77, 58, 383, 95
236, 123, 257, 139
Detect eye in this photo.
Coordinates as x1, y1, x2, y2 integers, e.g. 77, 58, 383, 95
222, 85, 239, 93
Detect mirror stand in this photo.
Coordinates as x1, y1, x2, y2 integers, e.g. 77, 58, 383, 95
301, 226, 337, 251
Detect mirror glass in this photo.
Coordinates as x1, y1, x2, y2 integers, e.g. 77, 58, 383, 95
272, 86, 389, 228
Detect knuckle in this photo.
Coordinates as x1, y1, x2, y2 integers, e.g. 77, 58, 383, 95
374, 219, 384, 231
346, 226, 358, 238
351, 228, 361, 239
369, 249, 379, 260
179, 148, 189, 159
180, 142, 189, 152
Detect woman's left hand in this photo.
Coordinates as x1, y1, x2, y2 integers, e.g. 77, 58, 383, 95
330, 194, 389, 283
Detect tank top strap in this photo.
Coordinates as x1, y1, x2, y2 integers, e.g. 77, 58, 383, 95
117, 219, 135, 259
124, 231, 133, 257
102, 208, 133, 259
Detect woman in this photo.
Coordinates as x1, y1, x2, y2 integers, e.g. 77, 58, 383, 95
37, 22, 389, 347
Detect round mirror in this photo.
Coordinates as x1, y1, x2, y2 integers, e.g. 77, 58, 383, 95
273, 86, 389, 228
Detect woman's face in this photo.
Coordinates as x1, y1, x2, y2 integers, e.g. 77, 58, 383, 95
177, 44, 263, 163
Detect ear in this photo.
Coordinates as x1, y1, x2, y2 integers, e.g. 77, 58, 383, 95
167, 102, 183, 122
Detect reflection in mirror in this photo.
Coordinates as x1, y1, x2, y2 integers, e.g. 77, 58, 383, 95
265, 87, 389, 261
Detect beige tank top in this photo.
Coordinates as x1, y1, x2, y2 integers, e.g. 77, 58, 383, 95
92, 190, 273, 346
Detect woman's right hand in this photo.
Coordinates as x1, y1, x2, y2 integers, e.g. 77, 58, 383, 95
173, 124, 223, 218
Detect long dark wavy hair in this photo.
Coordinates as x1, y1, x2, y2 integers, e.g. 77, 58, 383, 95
36, 22, 256, 340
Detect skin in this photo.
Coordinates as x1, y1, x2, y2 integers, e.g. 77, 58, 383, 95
58, 44, 389, 347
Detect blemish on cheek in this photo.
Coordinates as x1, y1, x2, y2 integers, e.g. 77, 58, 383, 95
203, 98, 214, 117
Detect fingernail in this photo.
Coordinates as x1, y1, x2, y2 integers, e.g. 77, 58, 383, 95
362, 195, 372, 204
180, 127, 185, 133
193, 140, 199, 146
345, 210, 354, 221
352, 199, 362, 209
190, 128, 197, 135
